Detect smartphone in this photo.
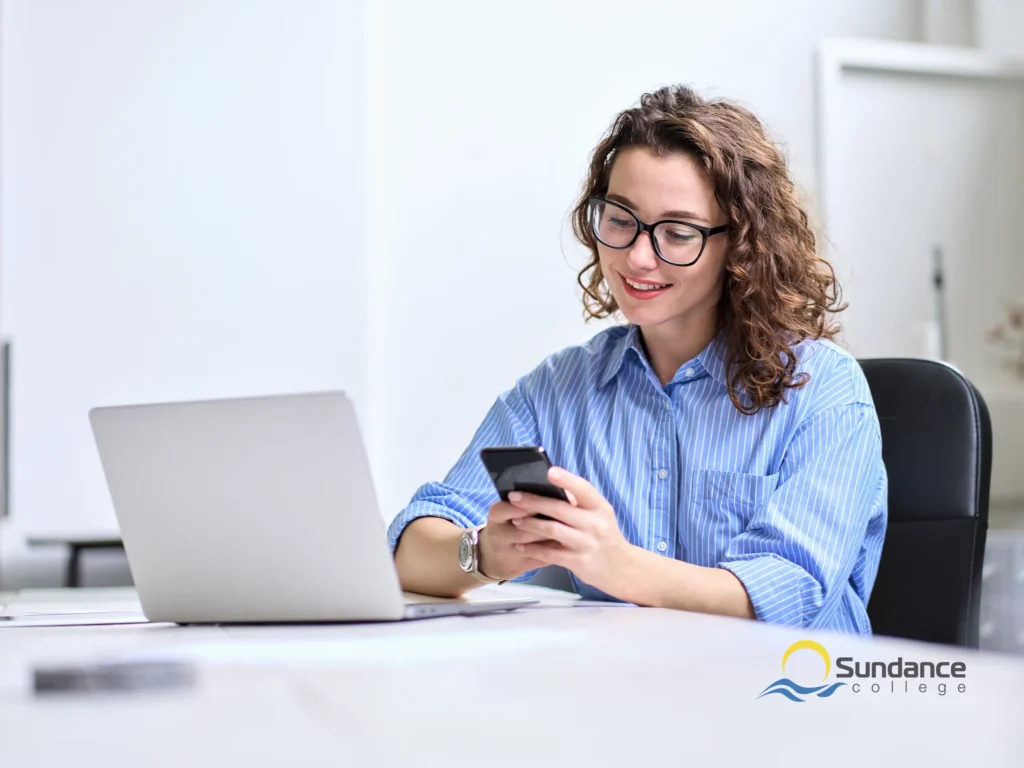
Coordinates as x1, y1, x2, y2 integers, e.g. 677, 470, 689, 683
479, 446, 569, 519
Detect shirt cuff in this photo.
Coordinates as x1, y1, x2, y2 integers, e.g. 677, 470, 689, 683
511, 568, 541, 584
719, 555, 821, 627
387, 502, 479, 554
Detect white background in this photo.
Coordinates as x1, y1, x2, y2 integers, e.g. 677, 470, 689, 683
0, 0, 964, 577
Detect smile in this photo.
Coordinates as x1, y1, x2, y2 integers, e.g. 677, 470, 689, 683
620, 273, 672, 299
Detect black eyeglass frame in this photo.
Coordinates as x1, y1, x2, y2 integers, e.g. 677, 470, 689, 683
588, 196, 729, 267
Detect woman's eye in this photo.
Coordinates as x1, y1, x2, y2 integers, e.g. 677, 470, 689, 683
608, 216, 633, 228
665, 229, 698, 243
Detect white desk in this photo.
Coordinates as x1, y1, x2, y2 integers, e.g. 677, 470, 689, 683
2, 587, 1023, 767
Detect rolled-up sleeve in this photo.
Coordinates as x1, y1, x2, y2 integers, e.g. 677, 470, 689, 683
718, 403, 887, 630
387, 382, 541, 553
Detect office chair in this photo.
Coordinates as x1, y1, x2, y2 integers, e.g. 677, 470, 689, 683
860, 358, 992, 647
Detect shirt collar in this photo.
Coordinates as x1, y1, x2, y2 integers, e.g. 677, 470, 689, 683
696, 331, 730, 388
597, 325, 645, 388
598, 325, 731, 389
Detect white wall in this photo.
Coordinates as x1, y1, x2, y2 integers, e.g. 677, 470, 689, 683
0, 0, 366, 572
366, 0, 921, 520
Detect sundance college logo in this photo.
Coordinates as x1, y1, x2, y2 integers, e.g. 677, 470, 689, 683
758, 640, 968, 702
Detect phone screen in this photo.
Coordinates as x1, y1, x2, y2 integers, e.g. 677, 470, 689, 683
479, 447, 569, 518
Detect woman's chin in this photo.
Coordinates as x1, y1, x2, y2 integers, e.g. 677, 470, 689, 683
617, 301, 671, 328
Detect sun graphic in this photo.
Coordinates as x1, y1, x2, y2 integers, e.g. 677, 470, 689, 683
781, 639, 831, 683
758, 639, 845, 702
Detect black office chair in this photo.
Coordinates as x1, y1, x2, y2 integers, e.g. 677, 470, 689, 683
860, 358, 992, 647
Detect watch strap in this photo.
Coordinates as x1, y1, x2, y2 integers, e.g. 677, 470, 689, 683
468, 525, 506, 585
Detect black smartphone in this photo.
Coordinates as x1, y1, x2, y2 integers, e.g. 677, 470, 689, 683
479, 446, 569, 520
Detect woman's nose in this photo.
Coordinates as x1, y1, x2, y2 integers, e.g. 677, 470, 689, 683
625, 230, 660, 271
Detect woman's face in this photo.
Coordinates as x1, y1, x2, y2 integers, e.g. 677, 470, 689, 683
596, 147, 729, 332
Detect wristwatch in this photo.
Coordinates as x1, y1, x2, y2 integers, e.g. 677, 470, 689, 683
458, 525, 505, 584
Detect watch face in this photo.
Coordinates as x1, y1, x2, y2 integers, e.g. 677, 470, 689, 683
458, 533, 474, 572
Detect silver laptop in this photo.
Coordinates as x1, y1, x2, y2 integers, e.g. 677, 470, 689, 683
88, 391, 536, 623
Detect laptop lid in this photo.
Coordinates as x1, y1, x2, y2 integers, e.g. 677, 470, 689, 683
89, 391, 407, 623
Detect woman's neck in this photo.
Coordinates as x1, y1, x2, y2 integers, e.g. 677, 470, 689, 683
638, 312, 719, 387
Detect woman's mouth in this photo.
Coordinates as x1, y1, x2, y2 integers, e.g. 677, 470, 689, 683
620, 273, 672, 300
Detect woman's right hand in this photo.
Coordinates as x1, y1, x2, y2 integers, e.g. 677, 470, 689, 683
478, 502, 551, 581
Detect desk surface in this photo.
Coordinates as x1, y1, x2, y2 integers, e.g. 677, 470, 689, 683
2, 587, 1023, 767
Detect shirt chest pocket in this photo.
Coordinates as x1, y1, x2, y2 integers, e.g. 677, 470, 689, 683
685, 469, 780, 565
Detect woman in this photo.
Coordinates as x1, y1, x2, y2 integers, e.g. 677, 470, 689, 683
388, 85, 887, 633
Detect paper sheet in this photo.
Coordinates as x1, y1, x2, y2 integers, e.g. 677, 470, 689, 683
0, 611, 152, 628
0, 587, 142, 618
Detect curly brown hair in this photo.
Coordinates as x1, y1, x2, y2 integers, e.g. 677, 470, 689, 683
571, 85, 844, 415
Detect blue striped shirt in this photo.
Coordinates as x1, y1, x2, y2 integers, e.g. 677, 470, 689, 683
388, 324, 888, 633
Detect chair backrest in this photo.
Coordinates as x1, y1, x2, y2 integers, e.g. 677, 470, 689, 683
859, 358, 992, 647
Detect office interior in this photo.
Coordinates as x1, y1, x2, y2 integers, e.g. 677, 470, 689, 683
2, 1, 1024, 763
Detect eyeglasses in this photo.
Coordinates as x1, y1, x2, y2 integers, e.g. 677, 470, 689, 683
587, 196, 728, 267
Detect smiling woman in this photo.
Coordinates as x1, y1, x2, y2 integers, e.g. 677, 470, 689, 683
389, 85, 888, 635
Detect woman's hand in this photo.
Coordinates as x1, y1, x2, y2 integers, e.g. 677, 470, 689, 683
476, 500, 553, 582
505, 466, 636, 597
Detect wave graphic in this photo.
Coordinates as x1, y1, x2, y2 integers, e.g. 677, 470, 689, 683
757, 678, 847, 702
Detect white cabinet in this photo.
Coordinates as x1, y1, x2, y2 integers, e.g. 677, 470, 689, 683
818, 39, 1024, 503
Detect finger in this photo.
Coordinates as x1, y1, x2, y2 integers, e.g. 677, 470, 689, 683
502, 524, 554, 545
519, 557, 548, 572
487, 501, 538, 524
515, 542, 571, 568
514, 515, 589, 549
546, 467, 605, 509
507, 492, 587, 528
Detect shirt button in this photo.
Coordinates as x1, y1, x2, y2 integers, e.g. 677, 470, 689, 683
663, 401, 671, 411
657, 541, 668, 552
683, 367, 695, 377
657, 468, 668, 480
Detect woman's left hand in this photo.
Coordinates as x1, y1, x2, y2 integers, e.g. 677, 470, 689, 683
506, 466, 635, 597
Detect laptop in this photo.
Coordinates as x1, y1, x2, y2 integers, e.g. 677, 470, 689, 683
88, 391, 536, 623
